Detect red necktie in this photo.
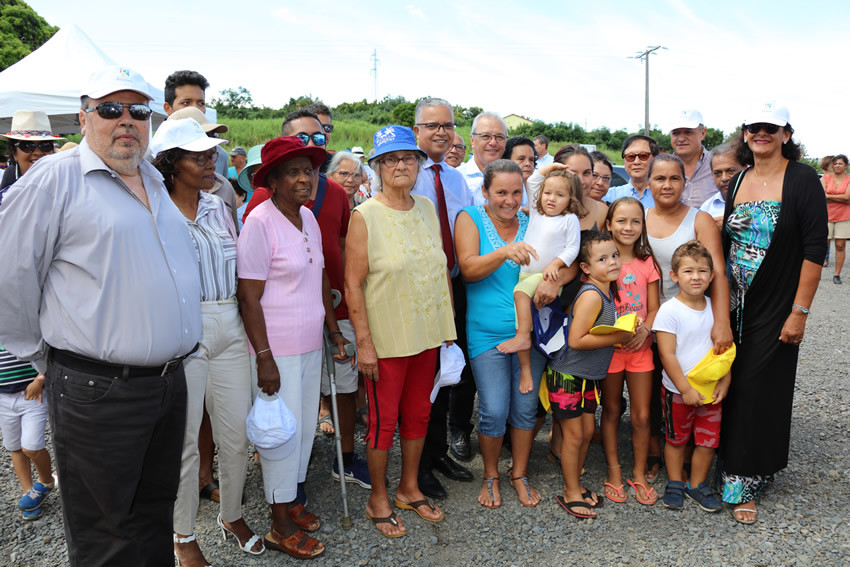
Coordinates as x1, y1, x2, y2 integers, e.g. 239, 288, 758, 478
431, 164, 456, 271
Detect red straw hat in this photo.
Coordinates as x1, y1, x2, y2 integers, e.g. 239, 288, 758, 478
252, 136, 326, 188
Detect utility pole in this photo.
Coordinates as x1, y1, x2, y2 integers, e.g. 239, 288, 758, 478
370, 49, 379, 103
631, 46, 666, 136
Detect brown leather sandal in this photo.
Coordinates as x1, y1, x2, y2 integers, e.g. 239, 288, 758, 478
264, 528, 324, 560
288, 503, 321, 532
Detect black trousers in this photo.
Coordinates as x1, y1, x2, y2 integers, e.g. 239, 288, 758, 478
46, 357, 188, 567
421, 275, 476, 469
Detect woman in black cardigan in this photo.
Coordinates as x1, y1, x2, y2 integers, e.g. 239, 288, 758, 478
719, 104, 827, 525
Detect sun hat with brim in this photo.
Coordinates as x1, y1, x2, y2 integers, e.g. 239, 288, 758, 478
238, 144, 264, 192
81, 65, 153, 101
149, 118, 227, 158
368, 125, 425, 165
0, 110, 66, 142
251, 136, 326, 189
246, 392, 297, 461
167, 106, 228, 134
687, 343, 737, 404
590, 313, 638, 335
743, 102, 790, 127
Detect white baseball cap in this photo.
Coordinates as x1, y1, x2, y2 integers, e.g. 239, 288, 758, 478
246, 392, 297, 461
81, 65, 153, 100
430, 343, 466, 403
150, 118, 227, 158
743, 101, 790, 127
669, 110, 704, 131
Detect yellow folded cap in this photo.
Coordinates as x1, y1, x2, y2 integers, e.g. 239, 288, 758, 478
589, 313, 638, 336
686, 343, 736, 404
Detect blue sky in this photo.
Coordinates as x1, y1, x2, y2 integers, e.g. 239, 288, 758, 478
28, 0, 841, 155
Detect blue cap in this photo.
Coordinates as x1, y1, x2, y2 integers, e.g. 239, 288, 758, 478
369, 125, 425, 164
531, 296, 569, 360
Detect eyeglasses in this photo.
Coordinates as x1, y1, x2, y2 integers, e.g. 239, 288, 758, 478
449, 144, 466, 152
295, 132, 327, 146
334, 170, 362, 180
14, 141, 56, 154
182, 151, 218, 167
381, 154, 419, 167
84, 102, 153, 121
624, 152, 652, 162
322, 123, 334, 134
592, 173, 612, 183
745, 123, 780, 135
415, 122, 456, 132
472, 133, 507, 143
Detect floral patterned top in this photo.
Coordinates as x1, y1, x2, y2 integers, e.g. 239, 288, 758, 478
356, 195, 456, 358
725, 200, 781, 336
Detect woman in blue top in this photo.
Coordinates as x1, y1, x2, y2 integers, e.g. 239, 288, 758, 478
454, 160, 574, 509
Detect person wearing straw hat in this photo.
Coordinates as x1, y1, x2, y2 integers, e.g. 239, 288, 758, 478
0, 65, 202, 566
0, 110, 65, 194
345, 125, 456, 538
237, 136, 350, 560
149, 118, 264, 565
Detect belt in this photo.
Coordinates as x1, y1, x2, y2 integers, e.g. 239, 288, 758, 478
49, 344, 199, 378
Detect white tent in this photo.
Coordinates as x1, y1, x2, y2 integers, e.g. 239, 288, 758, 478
0, 24, 168, 134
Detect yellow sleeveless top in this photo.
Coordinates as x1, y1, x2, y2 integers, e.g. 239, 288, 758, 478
356, 194, 456, 358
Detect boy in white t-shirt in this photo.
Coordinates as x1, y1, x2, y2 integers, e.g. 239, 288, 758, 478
652, 241, 731, 513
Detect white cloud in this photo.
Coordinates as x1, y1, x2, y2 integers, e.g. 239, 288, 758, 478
406, 5, 426, 20
272, 7, 297, 23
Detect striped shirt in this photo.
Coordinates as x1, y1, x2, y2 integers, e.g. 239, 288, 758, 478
0, 345, 38, 393
186, 192, 238, 302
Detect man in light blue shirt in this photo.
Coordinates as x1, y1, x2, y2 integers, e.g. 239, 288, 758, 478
459, 111, 507, 205
411, 97, 475, 498
533, 135, 554, 169
603, 134, 661, 210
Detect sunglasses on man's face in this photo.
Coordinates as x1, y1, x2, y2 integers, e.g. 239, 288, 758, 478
745, 123, 780, 135
14, 141, 56, 154
295, 132, 327, 146
84, 102, 153, 121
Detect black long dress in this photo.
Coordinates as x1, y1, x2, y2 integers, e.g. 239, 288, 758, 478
719, 161, 827, 477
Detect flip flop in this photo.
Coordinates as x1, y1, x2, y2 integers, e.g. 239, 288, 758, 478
394, 498, 444, 522
365, 510, 407, 538
604, 482, 627, 503
511, 476, 540, 508
582, 489, 604, 508
318, 414, 335, 436
733, 506, 758, 525
627, 479, 658, 506
479, 477, 500, 509
555, 495, 596, 519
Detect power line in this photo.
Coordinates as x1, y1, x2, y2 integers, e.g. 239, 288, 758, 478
630, 46, 667, 136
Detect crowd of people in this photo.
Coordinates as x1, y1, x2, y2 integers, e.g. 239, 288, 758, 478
0, 65, 831, 566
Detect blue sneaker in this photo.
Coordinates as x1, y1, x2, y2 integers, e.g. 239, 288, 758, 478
662, 480, 685, 510
18, 481, 54, 511
21, 507, 44, 521
686, 481, 722, 512
332, 455, 372, 489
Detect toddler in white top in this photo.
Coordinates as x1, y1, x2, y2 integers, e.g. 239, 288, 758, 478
498, 170, 583, 393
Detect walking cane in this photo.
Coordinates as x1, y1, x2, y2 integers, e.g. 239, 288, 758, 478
324, 289, 354, 529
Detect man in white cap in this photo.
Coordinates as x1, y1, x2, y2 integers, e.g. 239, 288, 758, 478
0, 65, 202, 566
670, 110, 716, 208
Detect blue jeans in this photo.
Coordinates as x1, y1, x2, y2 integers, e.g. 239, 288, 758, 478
470, 347, 546, 437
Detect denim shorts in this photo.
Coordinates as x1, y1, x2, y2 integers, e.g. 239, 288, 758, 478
470, 347, 546, 437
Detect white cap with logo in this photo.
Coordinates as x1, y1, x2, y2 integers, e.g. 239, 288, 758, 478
81, 65, 153, 101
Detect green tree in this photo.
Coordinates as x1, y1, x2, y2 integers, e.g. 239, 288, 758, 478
704, 127, 725, 150
0, 0, 57, 71
391, 102, 416, 127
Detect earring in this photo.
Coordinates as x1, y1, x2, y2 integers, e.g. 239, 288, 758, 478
783, 140, 787, 145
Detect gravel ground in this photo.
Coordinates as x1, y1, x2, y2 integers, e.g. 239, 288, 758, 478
2, 266, 849, 566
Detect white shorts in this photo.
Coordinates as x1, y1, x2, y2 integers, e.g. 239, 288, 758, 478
0, 389, 49, 451
828, 219, 850, 240
320, 319, 359, 396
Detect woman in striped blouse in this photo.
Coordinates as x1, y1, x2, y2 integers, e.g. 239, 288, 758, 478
151, 119, 263, 566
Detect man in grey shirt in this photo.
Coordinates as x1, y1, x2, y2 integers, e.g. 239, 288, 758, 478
670, 109, 716, 208
0, 65, 202, 567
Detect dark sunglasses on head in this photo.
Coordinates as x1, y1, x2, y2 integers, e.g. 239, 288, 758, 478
14, 140, 56, 154
84, 102, 153, 121
745, 123, 780, 135
295, 132, 327, 146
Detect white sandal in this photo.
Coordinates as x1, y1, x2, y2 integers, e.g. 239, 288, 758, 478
732, 506, 758, 525
217, 513, 265, 555
173, 533, 212, 567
